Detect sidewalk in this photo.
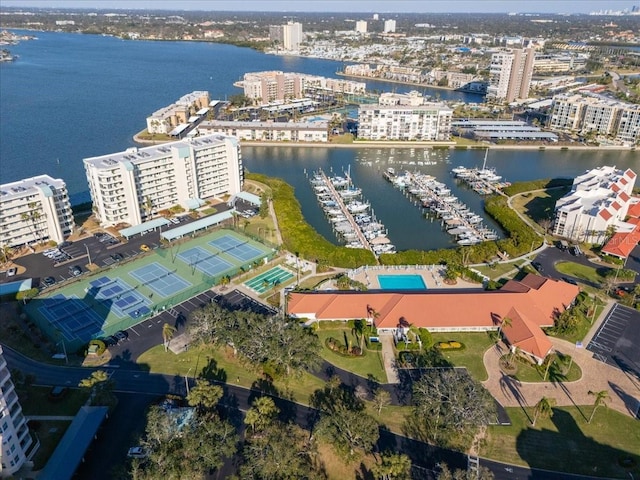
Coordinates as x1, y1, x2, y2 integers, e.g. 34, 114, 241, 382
481, 338, 640, 418
380, 335, 399, 384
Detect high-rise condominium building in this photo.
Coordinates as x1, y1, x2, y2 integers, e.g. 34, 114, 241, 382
269, 22, 303, 50
487, 48, 535, 103
552, 166, 637, 243
0, 175, 74, 249
383, 19, 396, 33
84, 134, 243, 228
0, 346, 33, 477
358, 103, 453, 141
355, 20, 368, 33
548, 94, 640, 145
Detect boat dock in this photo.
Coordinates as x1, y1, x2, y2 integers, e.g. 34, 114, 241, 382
450, 150, 511, 195
310, 169, 396, 256
384, 167, 498, 246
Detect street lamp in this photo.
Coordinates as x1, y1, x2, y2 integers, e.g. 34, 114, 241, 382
85, 244, 92, 266
185, 367, 193, 396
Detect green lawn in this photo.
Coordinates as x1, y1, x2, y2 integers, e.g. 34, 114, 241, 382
430, 332, 495, 381
137, 344, 326, 405
17, 385, 89, 416
509, 355, 582, 383
555, 261, 604, 284
474, 260, 527, 280
30, 420, 71, 470
315, 328, 387, 383
485, 406, 640, 478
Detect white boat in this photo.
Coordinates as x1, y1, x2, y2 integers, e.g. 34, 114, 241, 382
339, 188, 361, 198
347, 202, 369, 213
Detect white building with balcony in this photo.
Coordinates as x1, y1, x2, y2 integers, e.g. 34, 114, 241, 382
357, 103, 453, 141
0, 175, 74, 249
552, 166, 637, 243
84, 134, 243, 228
0, 346, 33, 477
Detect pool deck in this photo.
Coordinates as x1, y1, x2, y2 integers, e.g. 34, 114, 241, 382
347, 265, 483, 290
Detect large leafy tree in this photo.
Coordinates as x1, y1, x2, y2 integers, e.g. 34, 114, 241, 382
240, 397, 324, 479
371, 452, 412, 480
409, 369, 496, 451
136, 400, 237, 479
311, 382, 379, 460
187, 379, 223, 414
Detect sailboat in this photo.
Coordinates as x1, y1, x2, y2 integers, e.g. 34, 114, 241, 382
476, 149, 502, 182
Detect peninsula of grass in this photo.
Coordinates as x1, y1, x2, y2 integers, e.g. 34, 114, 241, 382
484, 406, 640, 479
430, 332, 495, 381
554, 261, 604, 284
509, 356, 582, 383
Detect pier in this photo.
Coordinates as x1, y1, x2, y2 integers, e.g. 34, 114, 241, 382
310, 169, 395, 256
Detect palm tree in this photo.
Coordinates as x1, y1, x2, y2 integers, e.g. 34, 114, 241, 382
532, 396, 555, 426
0, 244, 14, 267
497, 316, 512, 341
587, 390, 610, 424
162, 323, 177, 352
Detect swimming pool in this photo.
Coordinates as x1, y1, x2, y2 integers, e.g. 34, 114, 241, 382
377, 275, 427, 290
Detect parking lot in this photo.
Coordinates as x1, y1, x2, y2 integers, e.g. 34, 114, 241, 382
587, 304, 640, 379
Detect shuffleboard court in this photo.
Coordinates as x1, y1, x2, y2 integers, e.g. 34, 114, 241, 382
178, 246, 233, 277
244, 266, 294, 294
130, 262, 192, 298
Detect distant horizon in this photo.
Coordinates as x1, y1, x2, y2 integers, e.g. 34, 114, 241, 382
1, 0, 639, 14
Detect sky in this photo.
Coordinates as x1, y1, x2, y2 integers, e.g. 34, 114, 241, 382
1, 0, 638, 14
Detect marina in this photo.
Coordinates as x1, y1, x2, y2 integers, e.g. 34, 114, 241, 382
384, 167, 499, 246
309, 168, 396, 256
451, 150, 511, 195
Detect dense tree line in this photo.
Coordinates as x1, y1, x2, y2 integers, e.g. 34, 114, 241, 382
189, 301, 322, 378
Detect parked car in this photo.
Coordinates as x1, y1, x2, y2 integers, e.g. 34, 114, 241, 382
69, 265, 82, 276
562, 277, 578, 285
140, 244, 150, 252
42, 276, 56, 287
103, 336, 118, 347
48, 386, 68, 402
114, 330, 128, 342
127, 446, 147, 459
6, 267, 17, 277
59, 240, 73, 248
110, 253, 124, 262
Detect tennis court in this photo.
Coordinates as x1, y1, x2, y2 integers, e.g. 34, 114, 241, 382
177, 246, 233, 277
39, 295, 105, 342
87, 276, 152, 319
244, 266, 295, 294
209, 234, 266, 263
130, 263, 192, 298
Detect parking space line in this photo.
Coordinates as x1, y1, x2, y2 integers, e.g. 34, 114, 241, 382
130, 326, 140, 337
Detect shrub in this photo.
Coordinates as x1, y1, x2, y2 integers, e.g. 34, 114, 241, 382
88, 339, 106, 356
417, 328, 433, 349
350, 346, 362, 356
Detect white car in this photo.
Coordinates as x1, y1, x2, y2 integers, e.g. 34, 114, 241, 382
7, 267, 17, 277
127, 446, 147, 459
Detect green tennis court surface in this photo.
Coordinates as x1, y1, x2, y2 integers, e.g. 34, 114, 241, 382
244, 266, 294, 294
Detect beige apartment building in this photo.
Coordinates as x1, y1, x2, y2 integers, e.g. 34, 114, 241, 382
84, 134, 243, 228
0, 175, 74, 249
269, 21, 303, 51
487, 47, 535, 103
200, 120, 329, 142
146, 91, 211, 135
548, 93, 640, 145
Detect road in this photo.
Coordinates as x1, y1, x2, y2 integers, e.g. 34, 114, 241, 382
2, 345, 614, 480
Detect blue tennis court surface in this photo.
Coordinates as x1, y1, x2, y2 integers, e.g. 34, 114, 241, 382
178, 246, 232, 277
209, 235, 265, 262
130, 263, 192, 298
39, 294, 105, 342
87, 276, 152, 318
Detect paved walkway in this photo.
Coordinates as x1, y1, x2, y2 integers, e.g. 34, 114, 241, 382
380, 335, 400, 384
482, 337, 640, 418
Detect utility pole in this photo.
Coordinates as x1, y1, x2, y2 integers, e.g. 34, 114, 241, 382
85, 244, 92, 266
185, 367, 193, 396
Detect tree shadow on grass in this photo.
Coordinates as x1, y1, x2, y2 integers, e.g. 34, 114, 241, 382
200, 355, 228, 383
516, 408, 639, 478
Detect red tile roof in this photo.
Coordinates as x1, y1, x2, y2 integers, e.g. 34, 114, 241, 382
602, 227, 640, 258
625, 168, 637, 179
627, 201, 640, 218
621, 177, 628, 185
288, 274, 579, 333
611, 201, 621, 211
599, 209, 613, 221
612, 183, 620, 192
620, 191, 630, 202
502, 307, 553, 361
